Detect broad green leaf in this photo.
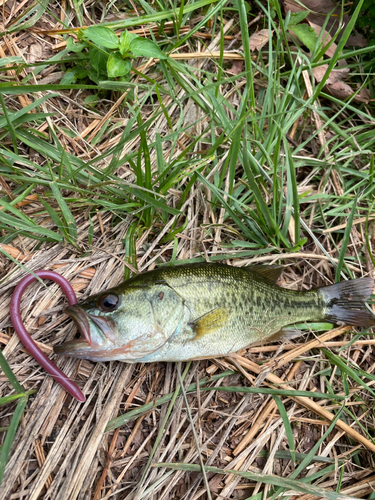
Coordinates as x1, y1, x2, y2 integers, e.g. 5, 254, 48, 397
66, 37, 87, 53
89, 46, 108, 82
74, 66, 88, 80
294, 322, 334, 331
60, 70, 77, 85
84, 94, 99, 106
129, 37, 167, 59
107, 52, 132, 78
284, 138, 300, 244
84, 26, 119, 49
119, 30, 137, 56
89, 46, 108, 74
290, 24, 318, 52
289, 11, 309, 26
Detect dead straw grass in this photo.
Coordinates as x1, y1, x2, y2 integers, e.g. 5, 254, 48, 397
1, 224, 375, 499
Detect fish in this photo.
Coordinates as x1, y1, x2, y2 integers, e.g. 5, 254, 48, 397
54, 263, 375, 363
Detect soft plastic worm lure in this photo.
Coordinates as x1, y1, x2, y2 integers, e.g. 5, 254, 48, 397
10, 270, 85, 402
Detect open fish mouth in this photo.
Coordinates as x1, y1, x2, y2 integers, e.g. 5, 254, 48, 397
54, 305, 92, 355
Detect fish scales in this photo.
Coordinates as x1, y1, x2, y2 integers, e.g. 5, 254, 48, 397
54, 263, 375, 363
142, 264, 324, 361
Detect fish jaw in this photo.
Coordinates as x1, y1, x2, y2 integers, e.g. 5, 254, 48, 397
54, 305, 118, 361
54, 302, 182, 362
64, 305, 92, 345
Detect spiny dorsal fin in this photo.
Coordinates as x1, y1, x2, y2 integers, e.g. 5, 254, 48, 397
247, 265, 284, 283
191, 307, 230, 339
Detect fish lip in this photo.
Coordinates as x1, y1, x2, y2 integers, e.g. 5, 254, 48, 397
54, 305, 92, 356
64, 305, 92, 347
54, 338, 91, 354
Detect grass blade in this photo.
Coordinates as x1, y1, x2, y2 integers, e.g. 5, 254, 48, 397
0, 390, 36, 406
154, 462, 358, 500
50, 181, 78, 245
335, 193, 358, 282
0, 350, 24, 394
273, 395, 296, 463
0, 396, 28, 486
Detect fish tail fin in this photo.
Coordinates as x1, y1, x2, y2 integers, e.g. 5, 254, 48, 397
319, 277, 375, 327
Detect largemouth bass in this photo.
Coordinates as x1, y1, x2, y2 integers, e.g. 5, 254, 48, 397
54, 263, 375, 362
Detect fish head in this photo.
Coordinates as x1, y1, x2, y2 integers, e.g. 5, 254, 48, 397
54, 289, 125, 361
54, 282, 188, 362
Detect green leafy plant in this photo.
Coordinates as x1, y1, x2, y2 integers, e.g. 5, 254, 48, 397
287, 11, 318, 52
61, 26, 167, 85
268, 0, 318, 51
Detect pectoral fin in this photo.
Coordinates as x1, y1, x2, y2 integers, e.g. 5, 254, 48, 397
191, 307, 230, 339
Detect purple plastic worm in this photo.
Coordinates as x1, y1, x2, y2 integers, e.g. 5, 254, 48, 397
10, 270, 85, 402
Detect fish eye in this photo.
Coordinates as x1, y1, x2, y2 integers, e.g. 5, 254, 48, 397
98, 293, 120, 312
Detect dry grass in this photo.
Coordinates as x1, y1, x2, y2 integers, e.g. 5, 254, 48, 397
0, 1, 375, 499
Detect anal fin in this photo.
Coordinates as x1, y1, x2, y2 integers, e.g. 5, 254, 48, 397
246, 327, 303, 349
266, 326, 304, 343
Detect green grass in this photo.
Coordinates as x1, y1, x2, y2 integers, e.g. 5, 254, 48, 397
0, 351, 33, 485
0, 0, 375, 497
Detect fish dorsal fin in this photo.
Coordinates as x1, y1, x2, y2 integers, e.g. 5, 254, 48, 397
247, 265, 284, 283
191, 308, 230, 339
